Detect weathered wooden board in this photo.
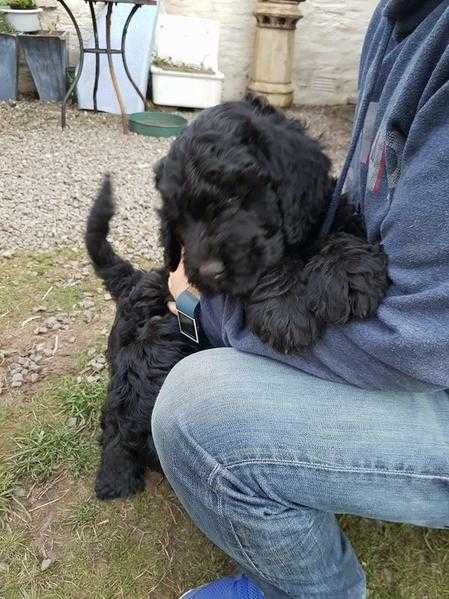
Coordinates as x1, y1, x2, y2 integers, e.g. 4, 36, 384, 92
19, 33, 67, 102
0, 34, 19, 101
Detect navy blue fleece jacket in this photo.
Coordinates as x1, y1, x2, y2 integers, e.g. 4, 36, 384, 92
200, 0, 449, 392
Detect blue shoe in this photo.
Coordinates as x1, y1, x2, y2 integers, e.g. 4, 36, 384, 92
179, 574, 264, 598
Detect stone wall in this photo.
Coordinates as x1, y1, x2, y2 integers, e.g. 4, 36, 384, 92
29, 0, 378, 105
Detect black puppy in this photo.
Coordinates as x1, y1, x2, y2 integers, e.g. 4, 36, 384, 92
86, 178, 200, 500
156, 94, 388, 354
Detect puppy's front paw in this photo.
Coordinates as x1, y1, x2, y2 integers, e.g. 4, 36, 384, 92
245, 296, 319, 355
305, 234, 389, 326
346, 251, 389, 321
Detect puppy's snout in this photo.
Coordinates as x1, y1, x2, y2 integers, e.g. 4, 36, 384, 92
199, 260, 225, 281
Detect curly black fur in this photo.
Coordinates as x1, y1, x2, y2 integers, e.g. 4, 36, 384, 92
86, 177, 201, 500
156, 94, 389, 355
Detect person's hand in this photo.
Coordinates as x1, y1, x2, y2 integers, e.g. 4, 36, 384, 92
168, 258, 190, 315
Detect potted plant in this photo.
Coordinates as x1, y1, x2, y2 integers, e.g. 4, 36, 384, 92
151, 14, 224, 110
151, 56, 224, 110
0, 0, 42, 33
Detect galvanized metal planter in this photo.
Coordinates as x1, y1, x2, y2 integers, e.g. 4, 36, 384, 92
19, 31, 68, 102
0, 33, 19, 101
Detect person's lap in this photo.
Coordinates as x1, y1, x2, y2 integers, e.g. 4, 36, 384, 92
152, 348, 449, 598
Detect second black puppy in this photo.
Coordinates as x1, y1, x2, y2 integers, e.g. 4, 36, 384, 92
86, 178, 200, 500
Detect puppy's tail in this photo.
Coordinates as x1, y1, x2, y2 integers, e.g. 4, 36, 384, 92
85, 175, 139, 300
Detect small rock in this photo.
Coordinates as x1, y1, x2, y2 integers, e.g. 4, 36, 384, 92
33, 305, 47, 313
11, 372, 24, 383
35, 327, 48, 335
1, 250, 15, 259
103, 293, 112, 301
0, 562, 8, 573
40, 558, 54, 572
382, 568, 393, 586
80, 297, 94, 310
68, 336, 76, 343
67, 417, 77, 427
28, 373, 39, 383
11, 380, 23, 388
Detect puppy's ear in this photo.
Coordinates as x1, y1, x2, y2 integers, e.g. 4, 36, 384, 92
244, 93, 277, 116
154, 157, 182, 271
159, 215, 181, 272
153, 157, 165, 186
278, 144, 332, 247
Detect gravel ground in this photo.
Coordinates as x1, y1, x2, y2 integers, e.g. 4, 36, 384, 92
0, 100, 354, 260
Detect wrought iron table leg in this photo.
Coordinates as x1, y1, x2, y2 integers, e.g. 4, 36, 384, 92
105, 2, 128, 134
121, 4, 147, 109
58, 0, 84, 128
88, 0, 99, 112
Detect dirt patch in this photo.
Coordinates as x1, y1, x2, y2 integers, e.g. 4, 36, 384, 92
0, 250, 114, 401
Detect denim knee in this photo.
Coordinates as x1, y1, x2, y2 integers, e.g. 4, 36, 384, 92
152, 352, 195, 461
152, 349, 224, 477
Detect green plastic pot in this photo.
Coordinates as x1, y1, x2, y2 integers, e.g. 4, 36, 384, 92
128, 111, 187, 138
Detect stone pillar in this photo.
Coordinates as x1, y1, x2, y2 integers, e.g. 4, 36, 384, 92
248, 0, 305, 108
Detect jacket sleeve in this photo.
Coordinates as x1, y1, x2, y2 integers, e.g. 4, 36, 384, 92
200, 85, 449, 392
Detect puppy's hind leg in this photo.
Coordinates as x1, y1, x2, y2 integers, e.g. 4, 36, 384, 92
95, 435, 146, 500
94, 378, 148, 500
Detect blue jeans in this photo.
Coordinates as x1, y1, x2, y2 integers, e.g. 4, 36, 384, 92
152, 349, 449, 599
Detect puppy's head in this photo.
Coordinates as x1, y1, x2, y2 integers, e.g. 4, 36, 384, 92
155, 95, 332, 297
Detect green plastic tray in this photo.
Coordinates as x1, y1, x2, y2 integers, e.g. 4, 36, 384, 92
128, 111, 187, 138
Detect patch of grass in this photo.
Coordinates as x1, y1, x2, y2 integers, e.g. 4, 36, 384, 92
76, 344, 107, 372
0, 467, 16, 515
11, 424, 97, 482
0, 525, 41, 596
0, 249, 99, 333
38, 486, 231, 599
67, 498, 100, 529
0, 376, 105, 517
57, 376, 107, 426
342, 516, 449, 598
48, 285, 82, 312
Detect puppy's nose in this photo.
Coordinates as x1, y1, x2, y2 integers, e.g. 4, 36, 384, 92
199, 260, 225, 281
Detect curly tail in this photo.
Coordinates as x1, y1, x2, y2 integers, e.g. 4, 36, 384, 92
85, 175, 140, 300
